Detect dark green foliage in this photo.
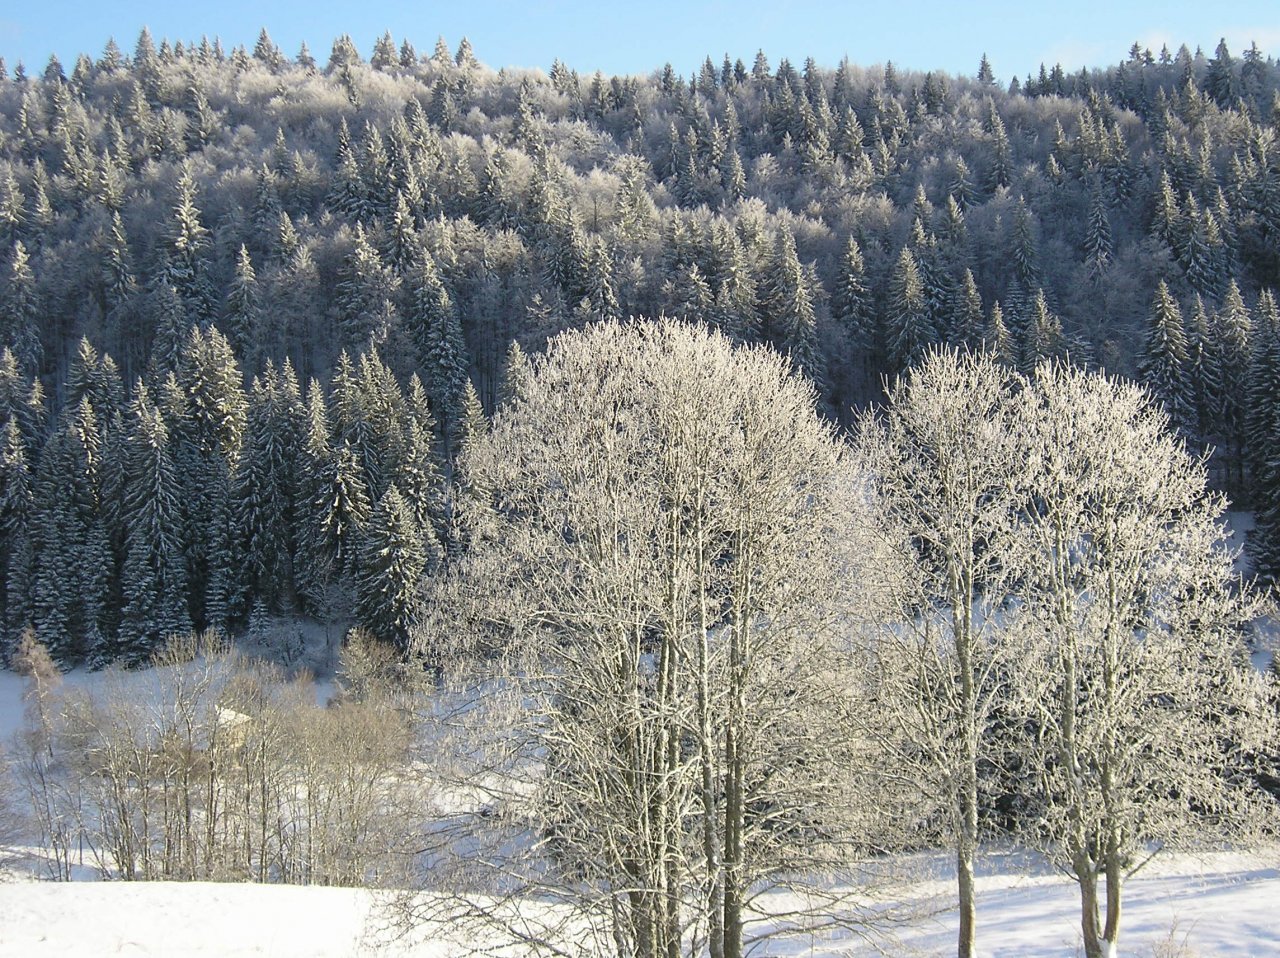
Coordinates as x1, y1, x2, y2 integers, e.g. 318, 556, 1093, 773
33, 399, 109, 665
884, 247, 932, 375
1, 242, 41, 372
118, 385, 189, 662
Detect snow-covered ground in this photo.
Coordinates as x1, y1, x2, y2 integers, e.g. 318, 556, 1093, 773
0, 848, 1277, 956
3, 656, 1279, 957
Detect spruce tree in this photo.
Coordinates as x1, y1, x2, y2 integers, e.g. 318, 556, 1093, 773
884, 247, 933, 374
0, 417, 33, 643
1, 242, 41, 372
1215, 281, 1253, 493
337, 224, 400, 349
761, 226, 822, 384
407, 252, 469, 448
1246, 290, 1280, 484
165, 165, 215, 323
1137, 281, 1192, 431
356, 484, 429, 646
32, 399, 109, 666
224, 244, 260, 363
238, 364, 302, 613
118, 385, 189, 662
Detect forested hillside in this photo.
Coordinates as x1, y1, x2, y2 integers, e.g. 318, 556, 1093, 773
1, 29, 1279, 666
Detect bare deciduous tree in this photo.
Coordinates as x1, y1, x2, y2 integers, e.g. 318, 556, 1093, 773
857, 349, 1029, 958
417, 318, 906, 958
1005, 363, 1279, 958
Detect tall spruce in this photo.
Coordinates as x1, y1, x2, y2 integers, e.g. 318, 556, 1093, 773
118, 384, 190, 662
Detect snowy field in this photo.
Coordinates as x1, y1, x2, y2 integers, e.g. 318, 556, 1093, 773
3, 661, 1279, 957
0, 849, 1277, 956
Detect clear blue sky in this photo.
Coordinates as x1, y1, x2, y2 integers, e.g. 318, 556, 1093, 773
2, 1, 1278, 84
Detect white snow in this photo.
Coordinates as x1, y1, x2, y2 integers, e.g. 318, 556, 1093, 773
0, 848, 1276, 957
3, 666, 1279, 957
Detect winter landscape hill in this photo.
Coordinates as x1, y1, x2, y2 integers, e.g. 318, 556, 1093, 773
1, 22, 1280, 958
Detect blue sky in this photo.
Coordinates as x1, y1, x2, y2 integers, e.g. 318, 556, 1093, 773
2, 1, 1278, 83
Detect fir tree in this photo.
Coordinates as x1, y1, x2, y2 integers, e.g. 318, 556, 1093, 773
224, 245, 260, 363
1214, 281, 1253, 494
761, 226, 823, 384
1, 242, 41, 372
0, 417, 33, 642
884, 247, 933, 374
1083, 185, 1113, 280
1021, 289, 1066, 375
238, 364, 302, 613
32, 399, 109, 665
165, 165, 215, 322
407, 252, 469, 449
337, 224, 400, 349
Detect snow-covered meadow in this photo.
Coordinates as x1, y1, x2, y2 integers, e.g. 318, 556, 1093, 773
2, 643, 1278, 958
1, 844, 1277, 956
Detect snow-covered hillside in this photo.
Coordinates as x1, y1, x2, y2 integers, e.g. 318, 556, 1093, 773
1, 848, 1277, 957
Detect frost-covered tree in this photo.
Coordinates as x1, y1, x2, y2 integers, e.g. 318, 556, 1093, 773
1, 242, 41, 372
443, 318, 902, 958
859, 349, 1028, 958
1008, 363, 1275, 958
118, 384, 189, 662
1138, 280, 1191, 431
33, 398, 110, 665
356, 483, 427, 645
884, 247, 932, 374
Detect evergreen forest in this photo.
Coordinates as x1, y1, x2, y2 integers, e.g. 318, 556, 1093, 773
2, 29, 1280, 666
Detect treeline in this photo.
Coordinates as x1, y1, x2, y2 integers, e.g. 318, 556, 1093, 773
2, 30, 1280, 663
0, 332, 460, 667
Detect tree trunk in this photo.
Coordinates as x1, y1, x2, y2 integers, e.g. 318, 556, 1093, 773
1102, 831, 1123, 957
957, 840, 976, 958
1077, 865, 1104, 958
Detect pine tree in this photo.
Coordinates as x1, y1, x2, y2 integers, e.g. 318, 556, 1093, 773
356, 484, 429, 646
